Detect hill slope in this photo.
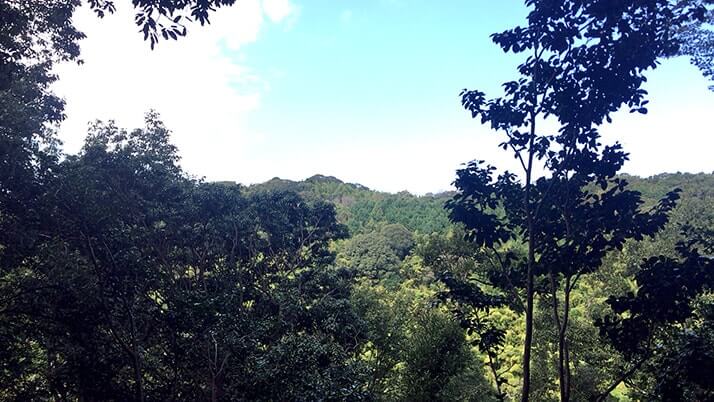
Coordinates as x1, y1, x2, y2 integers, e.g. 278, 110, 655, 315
247, 172, 714, 237
248, 175, 453, 235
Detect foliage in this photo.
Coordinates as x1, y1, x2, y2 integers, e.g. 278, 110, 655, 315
451, 0, 706, 400
352, 282, 497, 402
0, 115, 368, 401
339, 233, 397, 278
249, 176, 452, 236
596, 241, 714, 400
0, 0, 83, 275
676, 0, 714, 90
380, 224, 415, 259
339, 224, 415, 284
418, 227, 513, 401
647, 295, 714, 401
86, 0, 246, 49
400, 309, 496, 402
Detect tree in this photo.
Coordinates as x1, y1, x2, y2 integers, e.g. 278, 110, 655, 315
351, 285, 413, 399
647, 295, 714, 401
0, 113, 190, 400
400, 309, 497, 402
1, 0, 85, 275
419, 227, 515, 401
381, 223, 416, 259
0, 114, 372, 401
0, 0, 215, 283
341, 232, 402, 282
675, 0, 714, 89
451, 1, 704, 400
0, 0, 248, 244
596, 240, 714, 401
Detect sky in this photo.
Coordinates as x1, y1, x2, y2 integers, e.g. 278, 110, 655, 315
54, 0, 714, 194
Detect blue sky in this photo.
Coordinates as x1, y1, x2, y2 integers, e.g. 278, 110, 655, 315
55, 0, 714, 194
242, 1, 521, 143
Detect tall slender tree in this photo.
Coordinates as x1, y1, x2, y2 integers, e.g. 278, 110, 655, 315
452, 1, 706, 400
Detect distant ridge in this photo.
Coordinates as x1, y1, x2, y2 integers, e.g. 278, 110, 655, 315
236, 172, 714, 236
250, 174, 453, 198
247, 174, 454, 235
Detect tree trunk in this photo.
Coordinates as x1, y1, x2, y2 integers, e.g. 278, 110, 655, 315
521, 234, 534, 402
562, 277, 572, 402
551, 274, 572, 402
132, 351, 145, 402
211, 375, 218, 402
487, 352, 506, 402
521, 121, 537, 402
520, 71, 539, 399
129, 309, 145, 402
557, 331, 569, 402
564, 341, 571, 401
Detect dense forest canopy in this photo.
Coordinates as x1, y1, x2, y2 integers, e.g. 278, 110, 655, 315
1, 0, 714, 401
247, 175, 453, 235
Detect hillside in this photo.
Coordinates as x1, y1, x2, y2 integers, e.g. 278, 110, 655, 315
248, 174, 454, 235
246, 172, 714, 238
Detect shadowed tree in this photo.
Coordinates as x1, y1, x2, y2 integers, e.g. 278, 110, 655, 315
596, 240, 714, 401
451, 0, 706, 400
419, 227, 513, 401
0, 114, 372, 401
675, 0, 714, 89
0, 0, 246, 277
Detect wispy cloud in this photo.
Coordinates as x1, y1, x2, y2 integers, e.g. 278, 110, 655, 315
263, 0, 298, 24
54, 0, 297, 179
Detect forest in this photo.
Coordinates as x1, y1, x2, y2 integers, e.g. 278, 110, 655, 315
1, 1, 714, 401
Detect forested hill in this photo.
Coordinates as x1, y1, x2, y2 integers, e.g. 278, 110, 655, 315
246, 172, 714, 236
624, 172, 714, 202
247, 174, 454, 235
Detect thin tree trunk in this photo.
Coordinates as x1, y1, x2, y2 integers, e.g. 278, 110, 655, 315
520, 34, 545, 401
132, 351, 145, 402
487, 352, 506, 402
211, 375, 218, 402
521, 234, 534, 402
521, 111, 537, 402
562, 277, 572, 402
550, 272, 572, 402
558, 328, 569, 402
129, 309, 145, 402
208, 335, 229, 402
564, 341, 571, 401
549, 272, 566, 402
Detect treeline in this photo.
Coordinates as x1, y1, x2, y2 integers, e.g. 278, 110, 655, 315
250, 172, 714, 239
248, 176, 452, 235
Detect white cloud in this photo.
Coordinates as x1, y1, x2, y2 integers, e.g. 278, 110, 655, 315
263, 0, 297, 23
53, 0, 297, 179
52, 5, 713, 194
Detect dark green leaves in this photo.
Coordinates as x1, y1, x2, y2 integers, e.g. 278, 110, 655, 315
126, 0, 239, 48
598, 242, 714, 358
447, 161, 520, 249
